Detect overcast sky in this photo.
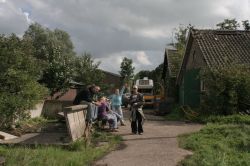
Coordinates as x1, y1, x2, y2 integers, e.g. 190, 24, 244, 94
0, 0, 249, 73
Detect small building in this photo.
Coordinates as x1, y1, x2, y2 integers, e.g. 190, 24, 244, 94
101, 70, 121, 94
102, 70, 121, 88
162, 48, 182, 99
176, 29, 250, 107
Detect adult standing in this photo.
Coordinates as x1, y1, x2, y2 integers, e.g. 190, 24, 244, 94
109, 83, 128, 126
129, 85, 145, 135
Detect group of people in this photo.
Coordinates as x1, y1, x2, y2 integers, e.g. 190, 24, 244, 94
73, 83, 145, 135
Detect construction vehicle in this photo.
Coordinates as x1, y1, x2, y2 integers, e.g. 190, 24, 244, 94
135, 77, 155, 106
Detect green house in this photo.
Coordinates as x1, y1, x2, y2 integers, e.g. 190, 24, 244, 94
176, 29, 250, 107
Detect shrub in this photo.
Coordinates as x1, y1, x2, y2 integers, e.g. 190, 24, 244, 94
200, 66, 250, 115
0, 34, 47, 129
205, 114, 250, 125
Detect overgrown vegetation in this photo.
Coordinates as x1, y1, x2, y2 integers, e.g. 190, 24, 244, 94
9, 117, 50, 136
0, 130, 122, 166
0, 34, 48, 129
204, 114, 250, 125
179, 115, 250, 166
0, 23, 106, 129
200, 66, 250, 115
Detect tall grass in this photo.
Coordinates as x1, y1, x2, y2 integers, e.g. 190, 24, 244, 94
178, 115, 250, 166
0, 130, 122, 166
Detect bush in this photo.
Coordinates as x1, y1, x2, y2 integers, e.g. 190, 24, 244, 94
200, 66, 250, 115
0, 34, 47, 129
205, 114, 250, 125
179, 124, 250, 166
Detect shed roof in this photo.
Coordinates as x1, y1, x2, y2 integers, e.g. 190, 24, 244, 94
162, 48, 182, 79
193, 29, 250, 68
177, 29, 250, 84
167, 49, 182, 77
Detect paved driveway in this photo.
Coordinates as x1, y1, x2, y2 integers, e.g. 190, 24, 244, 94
94, 109, 203, 166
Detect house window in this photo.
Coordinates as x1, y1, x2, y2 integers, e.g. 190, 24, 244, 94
200, 80, 206, 92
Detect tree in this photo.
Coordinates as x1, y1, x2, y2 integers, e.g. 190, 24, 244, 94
41, 46, 74, 98
119, 57, 135, 85
72, 53, 104, 87
135, 64, 164, 94
170, 24, 191, 65
216, 18, 240, 30
135, 70, 152, 80
151, 63, 164, 94
0, 34, 47, 128
23, 23, 75, 97
242, 20, 250, 31
173, 24, 191, 54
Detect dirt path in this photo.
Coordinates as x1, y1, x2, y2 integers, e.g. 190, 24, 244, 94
94, 109, 203, 166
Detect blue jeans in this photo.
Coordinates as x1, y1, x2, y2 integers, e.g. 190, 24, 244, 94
81, 101, 98, 122
112, 105, 123, 121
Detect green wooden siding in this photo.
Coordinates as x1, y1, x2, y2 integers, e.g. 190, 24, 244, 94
179, 79, 185, 105
179, 69, 200, 107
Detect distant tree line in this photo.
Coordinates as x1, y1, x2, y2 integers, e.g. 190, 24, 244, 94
216, 18, 250, 30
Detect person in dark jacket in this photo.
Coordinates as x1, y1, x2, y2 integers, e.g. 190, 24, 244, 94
129, 85, 145, 135
73, 85, 100, 122
73, 85, 100, 104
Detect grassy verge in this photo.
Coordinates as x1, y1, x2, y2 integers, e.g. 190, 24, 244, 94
0, 130, 122, 166
178, 115, 250, 166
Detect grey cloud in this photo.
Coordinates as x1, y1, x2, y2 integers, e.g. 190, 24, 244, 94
0, 2, 29, 35
2, 0, 250, 72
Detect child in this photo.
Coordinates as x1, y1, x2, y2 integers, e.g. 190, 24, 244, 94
97, 96, 108, 128
106, 108, 122, 132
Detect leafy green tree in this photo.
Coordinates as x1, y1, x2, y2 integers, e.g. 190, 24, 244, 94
41, 46, 74, 98
151, 63, 164, 94
242, 20, 250, 31
23, 23, 50, 61
173, 24, 191, 54
135, 64, 164, 94
216, 18, 240, 30
169, 24, 191, 69
72, 53, 104, 87
23, 23, 75, 97
0, 34, 47, 128
135, 70, 152, 80
119, 57, 135, 84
